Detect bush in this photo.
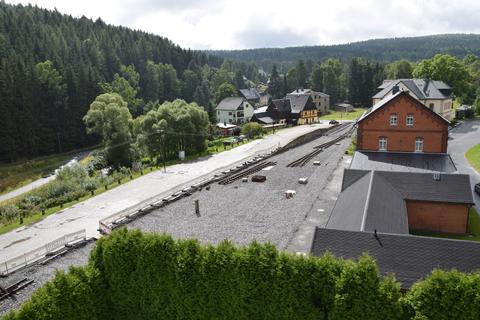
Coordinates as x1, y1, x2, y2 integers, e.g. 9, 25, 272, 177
0, 204, 22, 223
5, 230, 480, 320
241, 122, 265, 138
404, 269, 480, 320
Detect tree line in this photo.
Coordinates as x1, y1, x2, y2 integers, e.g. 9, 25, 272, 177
212, 34, 480, 72
267, 53, 479, 108
0, 2, 265, 163
4, 228, 480, 320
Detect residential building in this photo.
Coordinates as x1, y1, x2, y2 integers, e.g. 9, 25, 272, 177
285, 93, 319, 125
357, 91, 450, 153
216, 123, 239, 136
372, 79, 454, 120
311, 227, 480, 289
327, 169, 474, 235
216, 97, 254, 125
289, 88, 330, 114
239, 88, 261, 107
268, 99, 291, 124
250, 106, 276, 125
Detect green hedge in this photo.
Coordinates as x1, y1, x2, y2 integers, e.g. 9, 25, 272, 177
3, 229, 480, 319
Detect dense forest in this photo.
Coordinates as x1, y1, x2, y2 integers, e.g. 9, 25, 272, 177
0, 2, 265, 163
212, 34, 480, 72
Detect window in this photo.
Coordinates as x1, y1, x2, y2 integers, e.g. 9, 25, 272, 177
390, 113, 397, 126
228, 112, 233, 116
415, 138, 424, 152
429, 103, 434, 110
406, 114, 414, 126
378, 137, 387, 151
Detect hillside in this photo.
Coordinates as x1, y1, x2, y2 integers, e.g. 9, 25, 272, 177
0, 2, 219, 162
211, 34, 480, 71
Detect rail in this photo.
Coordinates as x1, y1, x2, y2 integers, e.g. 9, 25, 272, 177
0, 229, 86, 277
0, 278, 34, 301
287, 123, 355, 167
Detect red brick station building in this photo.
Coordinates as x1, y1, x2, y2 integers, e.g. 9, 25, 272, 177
356, 91, 449, 153
344, 89, 474, 235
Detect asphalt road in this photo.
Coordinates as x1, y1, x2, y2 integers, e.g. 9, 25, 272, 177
0, 123, 331, 264
449, 120, 480, 212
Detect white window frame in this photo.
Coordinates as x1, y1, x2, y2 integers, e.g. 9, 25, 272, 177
379, 137, 387, 151
415, 138, 423, 152
390, 113, 397, 126
406, 114, 414, 126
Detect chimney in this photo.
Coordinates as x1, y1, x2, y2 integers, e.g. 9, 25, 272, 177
392, 85, 399, 94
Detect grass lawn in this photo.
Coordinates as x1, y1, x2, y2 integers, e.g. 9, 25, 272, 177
0, 154, 72, 195
319, 108, 366, 121
465, 144, 480, 174
412, 208, 480, 242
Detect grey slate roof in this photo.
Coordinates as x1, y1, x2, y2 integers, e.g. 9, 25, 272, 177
311, 227, 480, 288
358, 91, 450, 124
240, 88, 260, 101
373, 79, 452, 100
327, 169, 473, 234
286, 94, 315, 114
350, 151, 457, 173
216, 97, 244, 111
270, 99, 291, 114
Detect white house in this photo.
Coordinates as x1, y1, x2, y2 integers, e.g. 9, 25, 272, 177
372, 79, 454, 120
216, 97, 254, 124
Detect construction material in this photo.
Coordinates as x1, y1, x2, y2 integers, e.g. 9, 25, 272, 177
298, 178, 308, 184
251, 175, 267, 182
285, 190, 296, 199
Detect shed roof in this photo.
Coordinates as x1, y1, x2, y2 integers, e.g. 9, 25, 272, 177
311, 227, 480, 288
350, 151, 457, 173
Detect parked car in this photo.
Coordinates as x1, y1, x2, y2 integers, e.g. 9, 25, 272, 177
329, 120, 339, 125
475, 182, 480, 196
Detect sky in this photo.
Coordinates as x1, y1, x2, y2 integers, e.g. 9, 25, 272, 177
6, 0, 480, 50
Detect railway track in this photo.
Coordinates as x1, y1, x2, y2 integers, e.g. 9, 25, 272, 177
287, 123, 355, 167
218, 161, 277, 185
0, 278, 34, 301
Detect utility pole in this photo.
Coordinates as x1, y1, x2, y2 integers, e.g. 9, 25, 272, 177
160, 129, 166, 173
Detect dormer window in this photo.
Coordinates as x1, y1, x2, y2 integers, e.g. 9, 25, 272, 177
406, 114, 414, 126
390, 113, 397, 126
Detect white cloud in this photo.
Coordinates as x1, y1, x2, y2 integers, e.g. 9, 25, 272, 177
6, 0, 480, 49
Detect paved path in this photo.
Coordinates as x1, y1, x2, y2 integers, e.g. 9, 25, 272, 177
0, 153, 89, 203
449, 120, 480, 212
0, 175, 56, 203
0, 124, 330, 263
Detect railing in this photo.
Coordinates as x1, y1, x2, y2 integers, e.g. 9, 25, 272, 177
0, 229, 86, 276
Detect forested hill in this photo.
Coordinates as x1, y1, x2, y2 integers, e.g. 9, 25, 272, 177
211, 34, 480, 71
0, 2, 221, 162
